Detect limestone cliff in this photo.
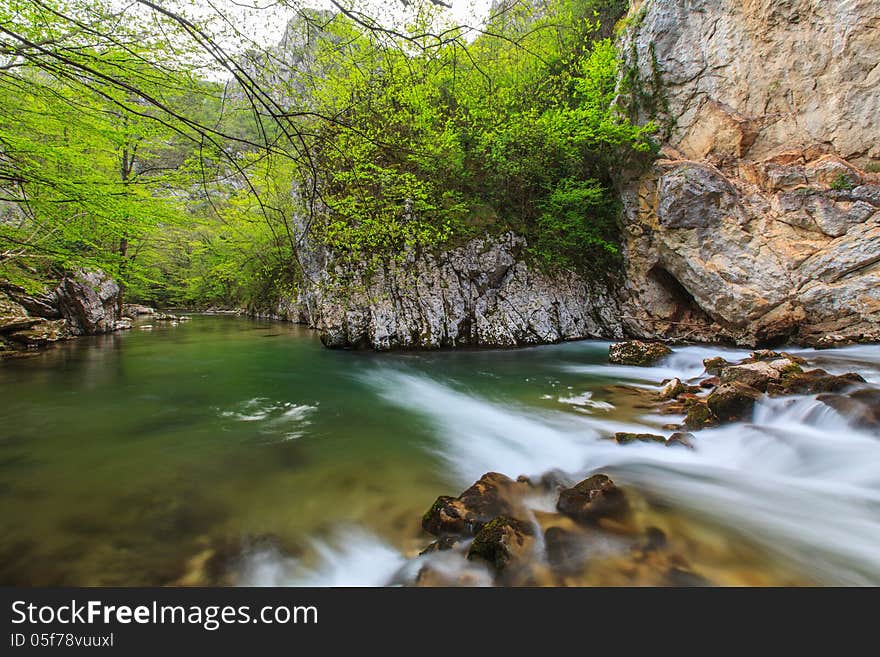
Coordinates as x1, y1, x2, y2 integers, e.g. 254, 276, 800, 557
618, 0, 880, 346
260, 233, 623, 349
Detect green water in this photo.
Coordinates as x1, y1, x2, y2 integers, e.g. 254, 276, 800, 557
0, 315, 616, 585
6, 316, 878, 586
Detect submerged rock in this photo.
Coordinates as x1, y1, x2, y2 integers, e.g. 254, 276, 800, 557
467, 516, 536, 575
817, 389, 880, 431
706, 382, 763, 423
666, 432, 696, 449
608, 341, 672, 366
614, 432, 666, 445
544, 526, 589, 575
556, 474, 628, 524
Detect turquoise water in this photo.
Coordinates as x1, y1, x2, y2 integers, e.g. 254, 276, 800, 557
2, 316, 879, 586
0, 316, 617, 585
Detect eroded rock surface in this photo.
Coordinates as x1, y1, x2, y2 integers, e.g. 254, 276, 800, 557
618, 0, 880, 347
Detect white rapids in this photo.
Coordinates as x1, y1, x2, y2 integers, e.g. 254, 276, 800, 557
241, 344, 880, 586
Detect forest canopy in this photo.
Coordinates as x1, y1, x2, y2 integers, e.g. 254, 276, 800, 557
0, 0, 656, 309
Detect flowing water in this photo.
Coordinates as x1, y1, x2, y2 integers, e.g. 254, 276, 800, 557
1, 316, 878, 586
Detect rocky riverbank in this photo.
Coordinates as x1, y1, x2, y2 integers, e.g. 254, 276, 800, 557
409, 340, 876, 586
1, 271, 131, 358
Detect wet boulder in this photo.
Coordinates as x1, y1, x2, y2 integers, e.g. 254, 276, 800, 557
556, 474, 628, 524
609, 341, 672, 366
466, 516, 535, 575
719, 358, 803, 392
684, 399, 718, 429
659, 378, 686, 400
614, 432, 666, 445
817, 389, 880, 431
666, 432, 696, 449
418, 535, 460, 556
422, 472, 520, 537
706, 382, 763, 423
703, 356, 731, 375
768, 368, 866, 395
544, 526, 588, 575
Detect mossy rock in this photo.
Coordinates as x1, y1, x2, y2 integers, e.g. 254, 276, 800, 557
614, 432, 666, 445
609, 340, 672, 366
684, 399, 718, 429
467, 516, 535, 574
556, 474, 628, 524
706, 382, 763, 423
702, 356, 731, 375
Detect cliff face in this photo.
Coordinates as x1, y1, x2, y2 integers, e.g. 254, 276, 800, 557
262, 233, 623, 349
618, 0, 880, 346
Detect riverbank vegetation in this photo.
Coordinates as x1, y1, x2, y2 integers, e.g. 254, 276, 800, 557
0, 0, 655, 310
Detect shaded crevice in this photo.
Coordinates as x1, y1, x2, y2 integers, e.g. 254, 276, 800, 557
646, 265, 711, 324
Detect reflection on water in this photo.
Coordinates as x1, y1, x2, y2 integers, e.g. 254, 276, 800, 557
1, 317, 878, 586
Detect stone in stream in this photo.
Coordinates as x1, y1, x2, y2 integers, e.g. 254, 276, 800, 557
702, 356, 731, 375
684, 399, 718, 429
659, 377, 686, 400
421, 472, 521, 537
466, 516, 536, 575
556, 474, 628, 525
706, 382, 763, 423
122, 303, 155, 318
767, 368, 867, 395
719, 358, 803, 392
614, 432, 667, 445
817, 390, 880, 431
544, 526, 589, 575
609, 340, 672, 366
666, 432, 696, 449
418, 535, 460, 556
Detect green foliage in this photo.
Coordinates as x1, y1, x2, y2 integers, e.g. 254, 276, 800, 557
830, 173, 856, 191
305, 0, 655, 271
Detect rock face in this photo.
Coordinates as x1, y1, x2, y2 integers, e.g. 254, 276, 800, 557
618, 0, 880, 347
54, 270, 122, 336
1, 271, 123, 354
264, 232, 623, 350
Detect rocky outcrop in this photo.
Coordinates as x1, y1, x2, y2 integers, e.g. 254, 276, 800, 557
265, 233, 624, 350
618, 0, 880, 347
1, 270, 124, 355
54, 270, 122, 336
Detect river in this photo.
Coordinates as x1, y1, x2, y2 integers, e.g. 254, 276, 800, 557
1, 315, 878, 586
